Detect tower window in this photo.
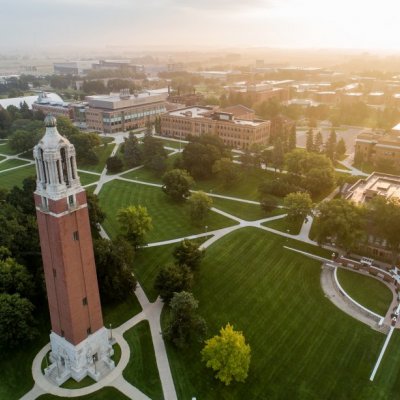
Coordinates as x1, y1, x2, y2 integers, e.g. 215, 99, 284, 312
73, 231, 79, 241
68, 195, 75, 206
61, 330, 65, 337
87, 327, 92, 335
82, 297, 88, 306
42, 196, 48, 209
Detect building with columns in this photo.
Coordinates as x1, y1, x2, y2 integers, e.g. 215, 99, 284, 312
33, 116, 114, 385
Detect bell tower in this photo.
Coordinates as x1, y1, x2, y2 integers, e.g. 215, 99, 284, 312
34, 116, 114, 384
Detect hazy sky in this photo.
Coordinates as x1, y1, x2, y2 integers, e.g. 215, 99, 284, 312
1, 0, 400, 51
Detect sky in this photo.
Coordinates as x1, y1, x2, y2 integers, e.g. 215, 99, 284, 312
1, 0, 400, 52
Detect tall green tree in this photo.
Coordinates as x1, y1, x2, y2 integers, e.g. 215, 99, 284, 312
0, 293, 38, 351
202, 323, 251, 386
188, 191, 213, 226
272, 138, 284, 172
325, 129, 337, 161
154, 264, 193, 303
288, 125, 297, 151
283, 192, 313, 221
117, 205, 152, 248
162, 169, 194, 202
212, 158, 240, 187
86, 192, 106, 238
314, 131, 323, 153
315, 199, 365, 251
173, 239, 205, 271
336, 138, 347, 158
306, 129, 314, 152
124, 133, 143, 168
163, 291, 206, 348
0, 257, 35, 299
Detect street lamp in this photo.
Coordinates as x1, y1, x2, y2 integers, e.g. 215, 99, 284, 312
205, 225, 208, 234
109, 323, 113, 341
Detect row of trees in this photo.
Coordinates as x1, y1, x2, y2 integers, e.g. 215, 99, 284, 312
306, 129, 346, 162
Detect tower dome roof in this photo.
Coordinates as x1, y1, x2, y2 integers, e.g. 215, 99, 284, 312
38, 115, 70, 150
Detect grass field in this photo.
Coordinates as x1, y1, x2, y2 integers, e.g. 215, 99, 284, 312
78, 171, 100, 187
36, 387, 129, 400
162, 228, 399, 400
99, 180, 236, 243
0, 142, 20, 155
337, 268, 392, 316
103, 295, 142, 328
0, 164, 35, 190
79, 144, 115, 173
262, 215, 303, 235
123, 321, 163, 400
0, 158, 30, 171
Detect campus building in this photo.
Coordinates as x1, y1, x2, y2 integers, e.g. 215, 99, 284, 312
355, 131, 400, 170
226, 82, 290, 104
160, 106, 270, 149
33, 116, 113, 385
32, 92, 72, 119
346, 172, 400, 260
85, 89, 168, 133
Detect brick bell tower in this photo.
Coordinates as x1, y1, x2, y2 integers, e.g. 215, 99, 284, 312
34, 116, 114, 384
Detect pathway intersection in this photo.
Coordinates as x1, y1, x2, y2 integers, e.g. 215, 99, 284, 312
0, 134, 396, 399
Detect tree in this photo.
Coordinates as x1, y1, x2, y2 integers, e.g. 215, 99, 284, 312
0, 293, 38, 351
93, 238, 136, 304
315, 199, 365, 251
325, 129, 337, 161
124, 133, 143, 168
106, 156, 123, 173
260, 194, 279, 212
272, 138, 284, 172
162, 169, 194, 202
163, 291, 206, 348
188, 191, 212, 225
283, 192, 313, 221
86, 192, 106, 238
314, 131, 323, 153
336, 138, 347, 158
173, 239, 205, 271
147, 153, 167, 176
201, 323, 251, 386
0, 257, 35, 299
212, 158, 240, 187
306, 129, 314, 152
9, 129, 41, 153
367, 197, 400, 264
288, 125, 296, 151
142, 136, 167, 168
154, 264, 193, 303
117, 205, 152, 248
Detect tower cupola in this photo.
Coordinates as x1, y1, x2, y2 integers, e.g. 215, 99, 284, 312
33, 115, 81, 200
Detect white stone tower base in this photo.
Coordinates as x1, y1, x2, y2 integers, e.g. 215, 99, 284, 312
44, 327, 115, 386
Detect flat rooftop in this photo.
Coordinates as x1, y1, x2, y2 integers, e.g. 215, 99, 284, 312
346, 172, 400, 204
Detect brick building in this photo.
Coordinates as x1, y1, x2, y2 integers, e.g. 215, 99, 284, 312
85, 89, 167, 133
32, 92, 73, 119
160, 106, 270, 149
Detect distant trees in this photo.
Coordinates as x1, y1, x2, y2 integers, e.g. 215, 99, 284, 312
182, 135, 228, 179
117, 205, 152, 248
162, 169, 194, 202
202, 323, 251, 386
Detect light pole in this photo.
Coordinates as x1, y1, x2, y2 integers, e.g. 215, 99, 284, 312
205, 225, 208, 234
109, 323, 113, 341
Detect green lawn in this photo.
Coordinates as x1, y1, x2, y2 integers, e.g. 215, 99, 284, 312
0, 158, 30, 171
99, 180, 237, 243
103, 295, 142, 329
0, 142, 20, 155
157, 138, 187, 149
61, 375, 95, 389
0, 164, 36, 190
123, 321, 163, 400
78, 171, 100, 186
212, 197, 285, 221
79, 144, 115, 173
336, 268, 392, 316
0, 155, 5, 162
162, 228, 398, 399
262, 215, 303, 235
37, 387, 129, 400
